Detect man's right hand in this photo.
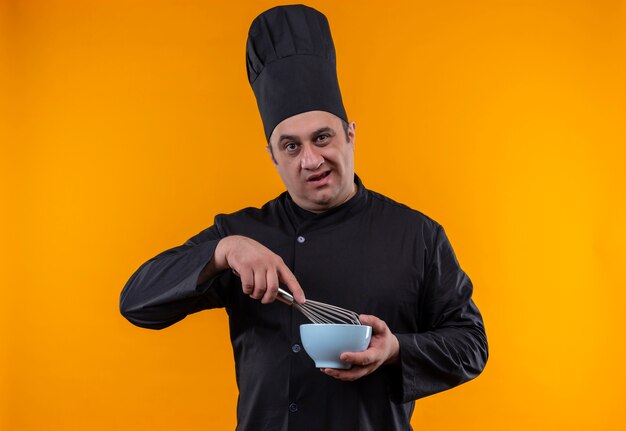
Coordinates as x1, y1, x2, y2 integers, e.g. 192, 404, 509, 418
209, 235, 305, 305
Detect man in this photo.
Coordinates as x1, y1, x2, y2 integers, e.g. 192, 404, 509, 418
120, 5, 488, 431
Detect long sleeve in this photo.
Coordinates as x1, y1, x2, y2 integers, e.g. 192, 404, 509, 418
116, 184, 488, 429
394, 224, 488, 402
119, 221, 233, 330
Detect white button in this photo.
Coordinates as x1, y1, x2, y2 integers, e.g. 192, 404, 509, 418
297, 236, 305, 243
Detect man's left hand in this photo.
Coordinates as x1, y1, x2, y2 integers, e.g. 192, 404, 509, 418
321, 314, 400, 381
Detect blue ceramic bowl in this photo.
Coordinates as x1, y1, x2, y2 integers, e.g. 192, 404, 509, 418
300, 324, 372, 369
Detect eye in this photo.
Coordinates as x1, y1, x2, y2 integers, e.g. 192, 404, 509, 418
315, 134, 330, 143
284, 142, 299, 152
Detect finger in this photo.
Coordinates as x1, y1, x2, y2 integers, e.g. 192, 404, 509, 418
261, 269, 279, 304
359, 314, 386, 334
321, 365, 373, 382
239, 268, 254, 295
277, 264, 305, 303
250, 268, 267, 300
340, 350, 376, 367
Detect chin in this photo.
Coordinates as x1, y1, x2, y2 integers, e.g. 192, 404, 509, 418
310, 196, 339, 210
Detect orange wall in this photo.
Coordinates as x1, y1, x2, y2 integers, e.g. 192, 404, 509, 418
2, 0, 625, 429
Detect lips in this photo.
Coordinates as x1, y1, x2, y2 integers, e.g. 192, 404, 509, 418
306, 170, 331, 182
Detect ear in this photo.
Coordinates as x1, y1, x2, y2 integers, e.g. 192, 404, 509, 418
348, 121, 356, 149
266, 144, 278, 165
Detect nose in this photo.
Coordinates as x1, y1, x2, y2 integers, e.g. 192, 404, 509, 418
300, 144, 324, 170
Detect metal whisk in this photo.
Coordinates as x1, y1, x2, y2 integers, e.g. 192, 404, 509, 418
276, 288, 361, 325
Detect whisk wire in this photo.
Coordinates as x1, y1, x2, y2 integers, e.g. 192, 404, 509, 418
231, 270, 360, 325
278, 288, 361, 325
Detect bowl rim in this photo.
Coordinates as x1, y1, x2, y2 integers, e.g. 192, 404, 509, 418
299, 323, 372, 328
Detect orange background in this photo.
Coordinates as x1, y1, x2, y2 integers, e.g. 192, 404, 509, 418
2, 0, 625, 429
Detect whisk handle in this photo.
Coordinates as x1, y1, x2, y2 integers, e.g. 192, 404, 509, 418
276, 288, 295, 305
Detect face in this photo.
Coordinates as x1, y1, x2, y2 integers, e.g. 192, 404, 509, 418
268, 110, 356, 213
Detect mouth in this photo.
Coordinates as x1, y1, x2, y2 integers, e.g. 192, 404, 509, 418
306, 170, 331, 183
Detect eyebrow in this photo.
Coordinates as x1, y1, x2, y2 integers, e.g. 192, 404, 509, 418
277, 127, 336, 144
311, 127, 335, 138
277, 133, 299, 144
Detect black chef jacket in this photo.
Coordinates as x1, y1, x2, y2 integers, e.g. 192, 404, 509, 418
120, 175, 488, 431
